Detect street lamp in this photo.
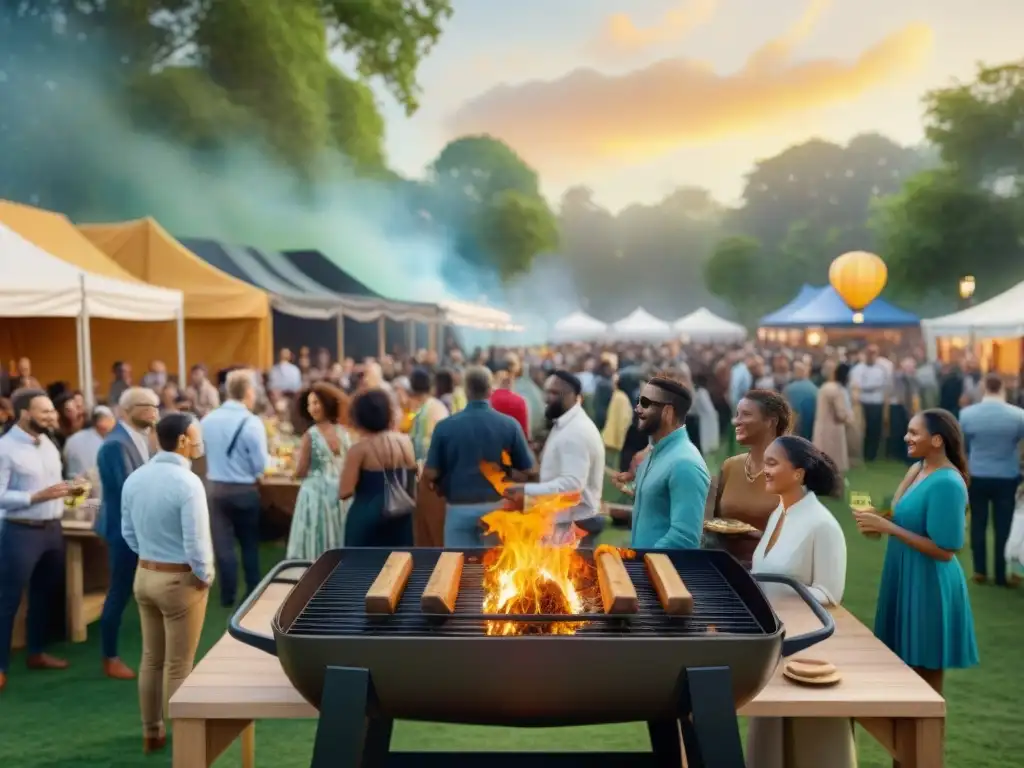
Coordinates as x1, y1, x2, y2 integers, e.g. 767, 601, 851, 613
959, 275, 976, 304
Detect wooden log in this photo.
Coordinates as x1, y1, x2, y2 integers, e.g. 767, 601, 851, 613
365, 552, 414, 614
421, 552, 464, 614
644, 553, 694, 615
596, 550, 638, 614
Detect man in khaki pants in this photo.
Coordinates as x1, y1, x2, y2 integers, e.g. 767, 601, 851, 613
121, 413, 213, 754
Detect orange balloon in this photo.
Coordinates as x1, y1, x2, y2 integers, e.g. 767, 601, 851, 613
829, 251, 888, 311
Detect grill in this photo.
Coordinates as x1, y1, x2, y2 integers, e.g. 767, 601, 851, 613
230, 548, 834, 768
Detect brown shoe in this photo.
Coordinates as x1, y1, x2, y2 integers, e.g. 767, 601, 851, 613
0, 671, 6, 692
103, 657, 136, 680
972, 573, 988, 585
26, 653, 69, 670
143, 735, 167, 754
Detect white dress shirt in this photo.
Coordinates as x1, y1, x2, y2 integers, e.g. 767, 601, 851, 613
267, 361, 303, 393
120, 421, 151, 462
751, 491, 847, 606
849, 362, 888, 405
524, 404, 606, 522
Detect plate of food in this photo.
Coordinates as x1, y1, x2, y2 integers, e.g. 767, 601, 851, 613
703, 518, 758, 536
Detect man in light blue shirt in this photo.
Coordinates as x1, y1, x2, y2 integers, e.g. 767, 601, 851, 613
630, 375, 711, 550
0, 389, 79, 691
959, 372, 1024, 586
200, 370, 269, 607
122, 412, 213, 753
267, 348, 303, 393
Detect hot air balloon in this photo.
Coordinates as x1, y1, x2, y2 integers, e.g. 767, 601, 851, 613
829, 251, 888, 313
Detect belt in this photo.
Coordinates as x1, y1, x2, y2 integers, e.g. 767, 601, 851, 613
4, 518, 60, 528
139, 560, 192, 573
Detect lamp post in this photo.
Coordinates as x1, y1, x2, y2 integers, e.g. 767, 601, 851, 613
959, 275, 976, 306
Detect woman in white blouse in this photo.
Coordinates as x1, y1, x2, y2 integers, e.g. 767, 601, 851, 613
747, 435, 854, 768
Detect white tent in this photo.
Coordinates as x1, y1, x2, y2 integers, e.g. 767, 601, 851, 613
921, 281, 1024, 339
610, 308, 673, 341
0, 222, 185, 405
673, 307, 747, 343
551, 311, 608, 342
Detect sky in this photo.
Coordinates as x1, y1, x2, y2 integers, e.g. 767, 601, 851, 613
339, 0, 1024, 211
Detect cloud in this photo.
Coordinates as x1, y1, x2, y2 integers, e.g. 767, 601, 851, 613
446, 3, 934, 175
586, 0, 719, 58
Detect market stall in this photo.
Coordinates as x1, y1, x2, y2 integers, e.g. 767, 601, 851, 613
551, 310, 608, 342
921, 280, 1024, 373
610, 308, 674, 342
673, 307, 747, 343
79, 217, 273, 374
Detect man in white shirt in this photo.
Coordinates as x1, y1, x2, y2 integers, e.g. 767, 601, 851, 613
504, 370, 606, 547
267, 348, 302, 393
122, 413, 213, 754
849, 345, 888, 462
63, 406, 116, 482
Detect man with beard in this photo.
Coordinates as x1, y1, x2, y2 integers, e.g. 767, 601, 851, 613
0, 389, 82, 691
629, 374, 710, 550
503, 371, 606, 547
96, 386, 160, 680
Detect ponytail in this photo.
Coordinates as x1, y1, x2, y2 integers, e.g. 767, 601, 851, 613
774, 435, 842, 497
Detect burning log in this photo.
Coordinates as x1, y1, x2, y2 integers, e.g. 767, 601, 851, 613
596, 549, 639, 614
421, 552, 464, 614
365, 552, 414, 614
644, 554, 694, 615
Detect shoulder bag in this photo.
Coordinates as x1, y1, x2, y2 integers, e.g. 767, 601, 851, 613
370, 436, 416, 519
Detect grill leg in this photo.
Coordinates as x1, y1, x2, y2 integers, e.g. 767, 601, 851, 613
678, 666, 745, 768
311, 665, 394, 768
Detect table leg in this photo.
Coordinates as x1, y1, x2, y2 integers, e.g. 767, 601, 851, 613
894, 718, 944, 768
65, 539, 86, 643
173, 718, 255, 768
173, 719, 209, 768
241, 721, 256, 768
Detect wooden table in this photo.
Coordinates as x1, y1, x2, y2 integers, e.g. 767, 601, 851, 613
169, 569, 945, 768
258, 477, 300, 542
12, 520, 108, 650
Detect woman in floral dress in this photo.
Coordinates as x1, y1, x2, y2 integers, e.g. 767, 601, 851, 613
287, 383, 352, 559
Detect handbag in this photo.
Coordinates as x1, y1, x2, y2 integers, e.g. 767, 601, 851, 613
370, 437, 416, 519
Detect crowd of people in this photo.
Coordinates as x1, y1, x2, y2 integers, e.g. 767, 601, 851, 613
1, 334, 1017, 764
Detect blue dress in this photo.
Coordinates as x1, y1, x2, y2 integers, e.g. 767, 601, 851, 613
873, 468, 979, 670
345, 470, 414, 547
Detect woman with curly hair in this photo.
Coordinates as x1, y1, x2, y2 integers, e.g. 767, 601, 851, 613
286, 382, 352, 559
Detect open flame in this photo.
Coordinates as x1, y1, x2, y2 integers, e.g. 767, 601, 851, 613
478, 460, 634, 636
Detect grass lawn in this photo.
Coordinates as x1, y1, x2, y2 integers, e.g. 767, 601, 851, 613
1, 458, 1022, 767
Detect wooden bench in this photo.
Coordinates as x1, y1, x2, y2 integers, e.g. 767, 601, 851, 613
170, 567, 945, 767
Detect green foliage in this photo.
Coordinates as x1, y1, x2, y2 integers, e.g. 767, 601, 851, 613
476, 190, 560, 279
704, 235, 763, 325
870, 168, 1023, 300
924, 60, 1024, 185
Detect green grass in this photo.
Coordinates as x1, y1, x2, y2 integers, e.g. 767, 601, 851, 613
1, 458, 1021, 767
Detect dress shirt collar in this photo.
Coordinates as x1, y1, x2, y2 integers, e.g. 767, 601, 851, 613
982, 395, 1006, 403
781, 490, 818, 514
120, 420, 151, 442
8, 425, 41, 445
221, 400, 249, 412
151, 451, 191, 468
552, 403, 583, 430
650, 425, 688, 456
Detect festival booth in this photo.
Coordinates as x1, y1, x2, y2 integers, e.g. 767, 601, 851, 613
551, 311, 608, 342
0, 221, 184, 402
758, 285, 919, 348
610, 308, 674, 342
673, 308, 747, 343
921, 281, 1024, 374
0, 201, 187, 393
78, 218, 273, 375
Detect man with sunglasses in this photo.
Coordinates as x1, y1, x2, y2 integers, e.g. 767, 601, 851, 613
629, 374, 710, 550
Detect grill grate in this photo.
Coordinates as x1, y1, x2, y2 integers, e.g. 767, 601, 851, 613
284, 549, 767, 638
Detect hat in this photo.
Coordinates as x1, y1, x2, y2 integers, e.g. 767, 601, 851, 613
118, 386, 159, 411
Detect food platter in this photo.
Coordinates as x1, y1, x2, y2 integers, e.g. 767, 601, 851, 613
703, 518, 758, 536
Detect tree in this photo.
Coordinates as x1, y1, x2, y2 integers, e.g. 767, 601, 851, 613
427, 135, 557, 277
924, 60, 1024, 188
704, 236, 763, 326
871, 168, 1024, 301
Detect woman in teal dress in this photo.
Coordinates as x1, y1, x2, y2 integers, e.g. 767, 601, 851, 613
286, 384, 352, 559
854, 409, 979, 694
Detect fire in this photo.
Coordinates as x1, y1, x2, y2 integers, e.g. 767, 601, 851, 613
477, 460, 637, 636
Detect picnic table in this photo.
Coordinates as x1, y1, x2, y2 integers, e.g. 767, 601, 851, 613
169, 566, 945, 768
12, 519, 108, 649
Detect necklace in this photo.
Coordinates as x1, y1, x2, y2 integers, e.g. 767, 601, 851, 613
744, 453, 764, 483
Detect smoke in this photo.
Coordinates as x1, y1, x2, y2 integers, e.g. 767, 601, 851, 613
0, 23, 579, 344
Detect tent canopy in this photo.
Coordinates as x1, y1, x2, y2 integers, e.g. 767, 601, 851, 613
79, 218, 268, 319
0, 222, 182, 319
766, 286, 919, 328
611, 308, 673, 340
759, 284, 822, 326
673, 308, 747, 342
922, 281, 1024, 339
551, 311, 608, 341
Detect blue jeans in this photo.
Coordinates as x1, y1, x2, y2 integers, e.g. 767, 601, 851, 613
100, 533, 138, 659
444, 503, 499, 548
0, 520, 64, 671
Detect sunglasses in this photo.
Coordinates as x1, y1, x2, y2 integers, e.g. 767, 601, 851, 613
637, 396, 670, 409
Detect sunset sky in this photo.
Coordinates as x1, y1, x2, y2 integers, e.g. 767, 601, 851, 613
345, 0, 1024, 210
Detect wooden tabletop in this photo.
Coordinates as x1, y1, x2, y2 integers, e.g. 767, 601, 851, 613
61, 519, 99, 538
169, 567, 944, 722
